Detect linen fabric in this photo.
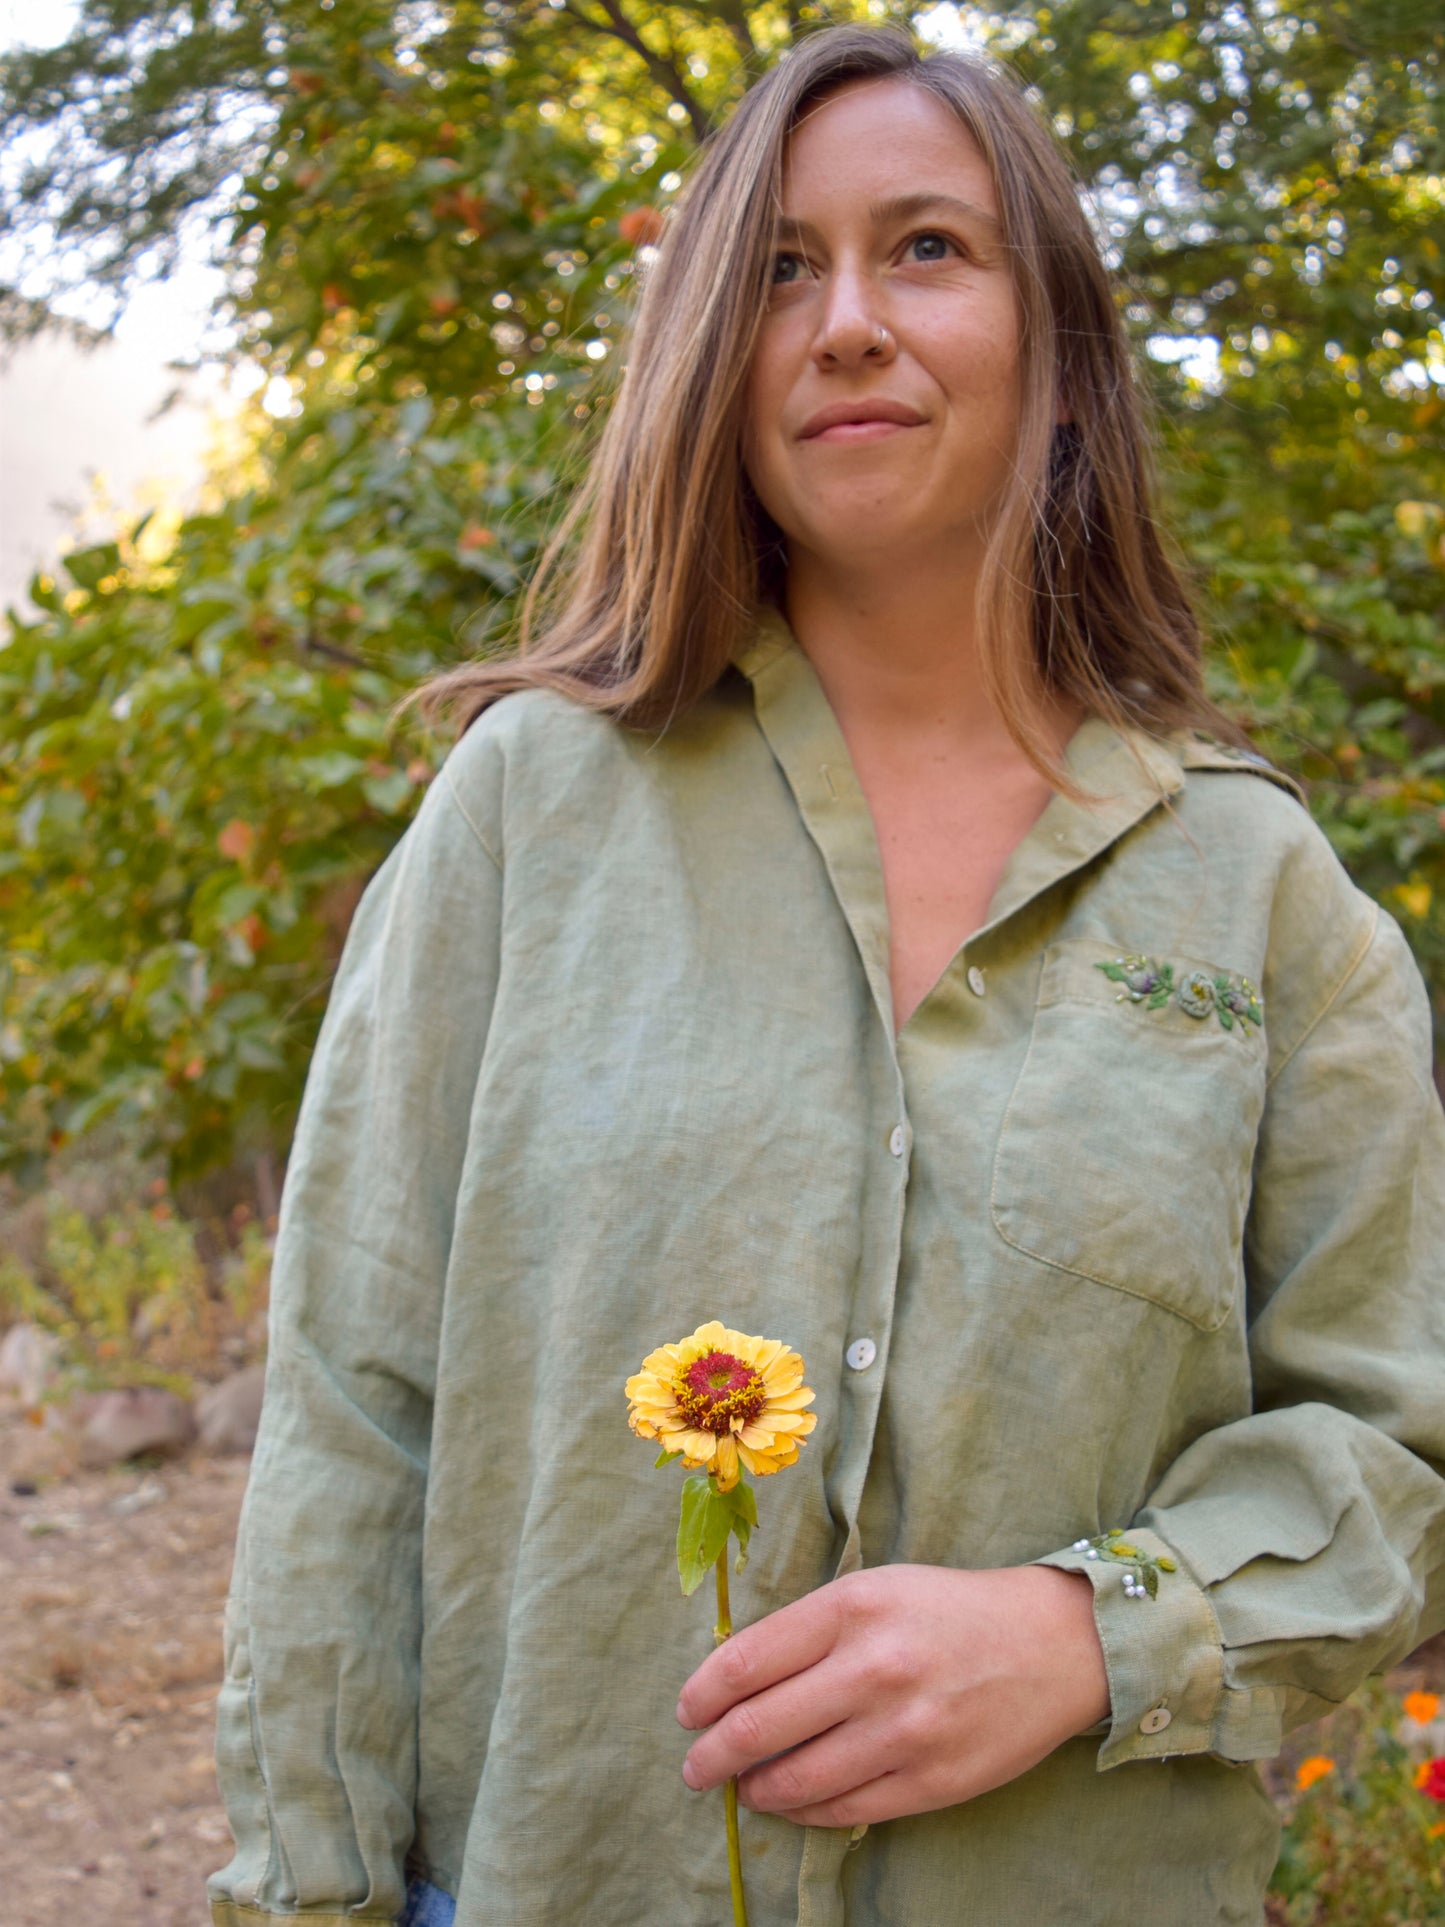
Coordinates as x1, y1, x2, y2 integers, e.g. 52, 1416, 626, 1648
208, 602, 1445, 1927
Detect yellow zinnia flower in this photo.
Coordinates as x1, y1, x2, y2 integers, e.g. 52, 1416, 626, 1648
625, 1319, 816, 1492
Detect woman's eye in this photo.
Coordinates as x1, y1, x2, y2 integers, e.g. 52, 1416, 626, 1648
770, 251, 806, 285
906, 230, 958, 263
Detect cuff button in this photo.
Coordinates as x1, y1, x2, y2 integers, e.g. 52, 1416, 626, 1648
1139, 1706, 1173, 1735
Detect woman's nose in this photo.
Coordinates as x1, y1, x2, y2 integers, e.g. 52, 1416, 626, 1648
811, 267, 895, 369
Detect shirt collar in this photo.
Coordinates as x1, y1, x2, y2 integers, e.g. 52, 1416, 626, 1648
732, 598, 1185, 974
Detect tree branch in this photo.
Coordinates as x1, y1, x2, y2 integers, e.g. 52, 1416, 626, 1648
302, 628, 371, 670
560, 0, 711, 142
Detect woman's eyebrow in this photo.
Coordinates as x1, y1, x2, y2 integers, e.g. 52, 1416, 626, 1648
772, 192, 1003, 241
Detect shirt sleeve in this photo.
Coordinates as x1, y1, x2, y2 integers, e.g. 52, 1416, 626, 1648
208, 749, 504, 1924
1035, 890, 1445, 1771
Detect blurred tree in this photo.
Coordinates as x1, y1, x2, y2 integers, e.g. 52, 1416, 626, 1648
0, 0, 1441, 1189
1004, 1, 1445, 1001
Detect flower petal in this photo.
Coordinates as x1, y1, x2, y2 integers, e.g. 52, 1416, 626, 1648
765, 1386, 816, 1411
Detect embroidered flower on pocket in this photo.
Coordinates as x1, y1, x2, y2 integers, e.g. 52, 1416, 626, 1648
1096, 956, 1263, 1034
1176, 969, 1217, 1017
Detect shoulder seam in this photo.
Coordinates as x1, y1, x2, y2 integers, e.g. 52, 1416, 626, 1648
1265, 899, 1380, 1090
440, 763, 503, 873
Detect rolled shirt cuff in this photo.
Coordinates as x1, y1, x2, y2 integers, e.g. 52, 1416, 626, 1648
1032, 1524, 1238, 1770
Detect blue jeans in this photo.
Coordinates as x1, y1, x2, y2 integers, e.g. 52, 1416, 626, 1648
401, 1875, 457, 1927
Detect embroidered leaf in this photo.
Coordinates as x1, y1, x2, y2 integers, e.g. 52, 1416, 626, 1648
1097, 962, 1128, 983
1147, 990, 1170, 1008
1219, 1009, 1234, 1030
1143, 1564, 1160, 1599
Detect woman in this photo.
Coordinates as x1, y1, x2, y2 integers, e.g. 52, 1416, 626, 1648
208, 25, 1445, 1927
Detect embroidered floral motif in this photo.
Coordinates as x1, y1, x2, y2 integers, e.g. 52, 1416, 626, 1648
1096, 956, 1263, 1034
1069, 1527, 1178, 1601
1176, 969, 1216, 1017
1214, 976, 1264, 1030
1097, 954, 1175, 1008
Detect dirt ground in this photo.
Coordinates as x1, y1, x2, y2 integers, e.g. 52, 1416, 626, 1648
0, 1396, 247, 1927
3, 1392, 1442, 1927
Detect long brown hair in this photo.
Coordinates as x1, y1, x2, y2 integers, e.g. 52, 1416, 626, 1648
401, 23, 1243, 774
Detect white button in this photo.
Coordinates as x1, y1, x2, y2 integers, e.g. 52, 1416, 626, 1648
1139, 1706, 1172, 1735
846, 1337, 877, 1371
888, 1125, 905, 1157
967, 965, 987, 997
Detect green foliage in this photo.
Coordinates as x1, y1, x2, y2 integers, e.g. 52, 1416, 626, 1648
1270, 1681, 1445, 1922
0, 1195, 259, 1395
0, 390, 574, 1184
0, 0, 1441, 1188
0, 1187, 272, 1394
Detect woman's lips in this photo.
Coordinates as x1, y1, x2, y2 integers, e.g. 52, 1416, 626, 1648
806, 419, 920, 443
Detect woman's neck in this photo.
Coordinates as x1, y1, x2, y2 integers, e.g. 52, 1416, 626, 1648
779, 554, 1078, 771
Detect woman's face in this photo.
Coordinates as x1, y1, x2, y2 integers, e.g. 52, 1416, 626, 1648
742, 77, 1024, 574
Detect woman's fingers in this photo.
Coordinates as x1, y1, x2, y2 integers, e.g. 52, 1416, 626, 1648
681, 1658, 852, 1790
736, 1718, 905, 1820
676, 1583, 844, 1733
764, 1768, 908, 1831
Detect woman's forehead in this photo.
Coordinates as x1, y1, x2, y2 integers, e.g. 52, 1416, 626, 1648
780, 78, 996, 214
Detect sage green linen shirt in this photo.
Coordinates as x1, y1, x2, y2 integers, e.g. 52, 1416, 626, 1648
210, 602, 1445, 1927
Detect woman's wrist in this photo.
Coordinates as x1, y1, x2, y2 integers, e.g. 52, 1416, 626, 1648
1009, 1563, 1112, 1733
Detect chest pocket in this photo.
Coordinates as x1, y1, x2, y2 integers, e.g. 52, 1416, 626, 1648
990, 938, 1268, 1332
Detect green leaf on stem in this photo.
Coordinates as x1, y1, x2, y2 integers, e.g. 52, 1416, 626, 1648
676, 1472, 759, 1596
728, 1477, 757, 1572
677, 1473, 731, 1596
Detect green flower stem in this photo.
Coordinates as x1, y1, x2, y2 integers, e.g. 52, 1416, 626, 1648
713, 1550, 749, 1927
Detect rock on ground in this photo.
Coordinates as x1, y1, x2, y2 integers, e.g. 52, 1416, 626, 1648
196, 1367, 266, 1456
68, 1388, 198, 1470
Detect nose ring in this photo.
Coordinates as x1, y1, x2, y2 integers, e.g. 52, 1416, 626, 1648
867, 324, 891, 356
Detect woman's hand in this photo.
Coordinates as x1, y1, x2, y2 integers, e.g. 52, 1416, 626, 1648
675, 1563, 1109, 1829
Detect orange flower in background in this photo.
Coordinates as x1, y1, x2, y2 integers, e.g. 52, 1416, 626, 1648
1413, 1757, 1445, 1801
1295, 1755, 1335, 1792
618, 205, 666, 248
217, 818, 255, 864
1403, 1690, 1441, 1725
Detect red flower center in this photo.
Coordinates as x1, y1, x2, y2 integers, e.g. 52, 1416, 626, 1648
677, 1350, 767, 1436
